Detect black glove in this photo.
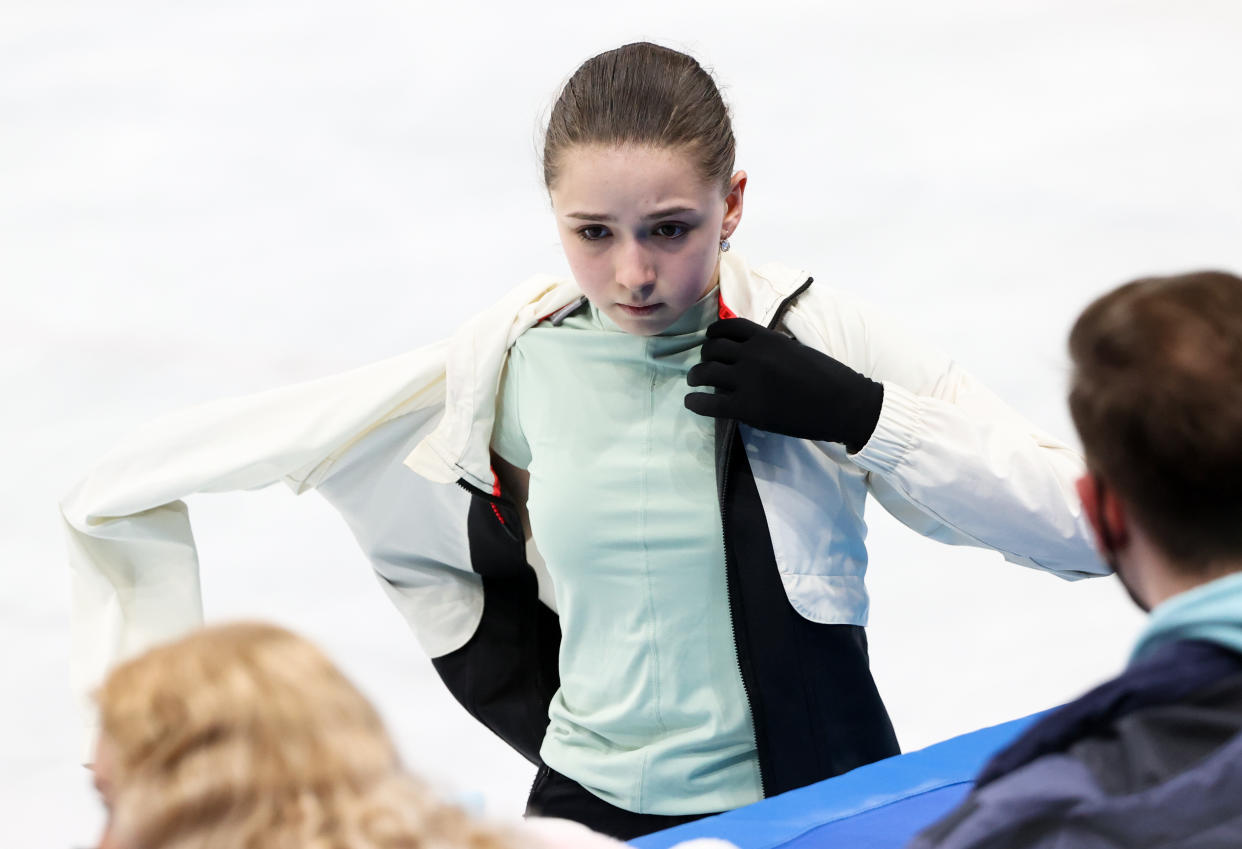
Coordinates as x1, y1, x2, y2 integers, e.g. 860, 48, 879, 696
685, 318, 884, 453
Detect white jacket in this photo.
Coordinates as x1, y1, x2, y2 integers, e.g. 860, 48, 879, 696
61, 252, 1107, 758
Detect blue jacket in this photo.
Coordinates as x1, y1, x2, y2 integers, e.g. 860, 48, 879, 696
908, 638, 1242, 849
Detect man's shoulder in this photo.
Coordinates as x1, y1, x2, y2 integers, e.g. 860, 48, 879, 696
977, 640, 1242, 787
911, 643, 1242, 849
1068, 666, 1242, 794
913, 726, 1242, 849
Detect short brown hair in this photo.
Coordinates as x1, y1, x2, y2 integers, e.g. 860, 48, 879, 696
1069, 271, 1242, 567
542, 42, 736, 192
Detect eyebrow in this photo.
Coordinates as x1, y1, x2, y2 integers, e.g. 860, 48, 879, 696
565, 206, 698, 222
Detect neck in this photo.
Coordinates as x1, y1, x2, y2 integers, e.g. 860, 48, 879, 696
1145, 567, 1223, 609
703, 258, 722, 299
1126, 522, 1242, 609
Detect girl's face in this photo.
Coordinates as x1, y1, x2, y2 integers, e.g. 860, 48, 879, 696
550, 144, 745, 336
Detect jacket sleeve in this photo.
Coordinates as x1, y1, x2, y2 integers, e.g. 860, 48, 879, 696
782, 288, 1107, 580
59, 340, 484, 758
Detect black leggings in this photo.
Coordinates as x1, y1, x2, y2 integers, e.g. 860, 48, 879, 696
525, 764, 720, 841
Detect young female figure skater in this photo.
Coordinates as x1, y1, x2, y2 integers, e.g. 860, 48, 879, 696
64, 42, 1107, 841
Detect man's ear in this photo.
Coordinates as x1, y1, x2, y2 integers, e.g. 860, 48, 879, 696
1076, 473, 1129, 553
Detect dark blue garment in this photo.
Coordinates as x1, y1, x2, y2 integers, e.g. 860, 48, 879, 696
909, 639, 1242, 849
975, 639, 1242, 787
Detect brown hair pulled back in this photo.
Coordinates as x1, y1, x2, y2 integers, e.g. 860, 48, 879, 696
1068, 271, 1242, 568
542, 42, 735, 193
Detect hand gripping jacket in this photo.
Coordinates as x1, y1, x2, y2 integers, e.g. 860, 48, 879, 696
61, 253, 1108, 796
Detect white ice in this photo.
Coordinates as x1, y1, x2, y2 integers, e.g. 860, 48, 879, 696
2, 1, 1241, 845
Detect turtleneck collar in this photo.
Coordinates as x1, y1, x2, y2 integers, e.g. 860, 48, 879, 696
1131, 570, 1242, 664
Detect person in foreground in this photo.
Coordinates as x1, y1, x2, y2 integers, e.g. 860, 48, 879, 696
90, 621, 733, 849
909, 270, 1242, 849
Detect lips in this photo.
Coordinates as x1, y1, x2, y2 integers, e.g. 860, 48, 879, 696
617, 303, 662, 316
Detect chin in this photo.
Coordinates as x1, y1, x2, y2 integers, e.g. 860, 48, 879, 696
618, 320, 668, 337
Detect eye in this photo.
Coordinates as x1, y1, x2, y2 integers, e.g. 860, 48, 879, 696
653, 222, 689, 239
576, 225, 610, 241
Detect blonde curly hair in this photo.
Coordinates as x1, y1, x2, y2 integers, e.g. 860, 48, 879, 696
95, 622, 520, 849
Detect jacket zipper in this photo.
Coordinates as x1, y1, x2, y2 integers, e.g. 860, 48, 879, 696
456, 479, 522, 543
719, 276, 813, 798
718, 416, 767, 796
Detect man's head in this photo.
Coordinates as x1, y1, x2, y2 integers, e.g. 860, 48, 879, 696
1069, 271, 1242, 608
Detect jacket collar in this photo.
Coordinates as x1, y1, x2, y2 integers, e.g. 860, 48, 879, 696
1132, 571, 1242, 664
404, 253, 812, 491
718, 251, 810, 328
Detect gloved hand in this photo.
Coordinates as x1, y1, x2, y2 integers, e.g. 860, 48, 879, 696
685, 318, 884, 453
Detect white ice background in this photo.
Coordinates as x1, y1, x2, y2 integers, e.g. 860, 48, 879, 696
2, 1, 1241, 845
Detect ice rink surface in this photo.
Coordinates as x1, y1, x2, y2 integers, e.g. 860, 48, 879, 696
2, 1, 1241, 844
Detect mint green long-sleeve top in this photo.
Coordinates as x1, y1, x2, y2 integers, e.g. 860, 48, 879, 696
491, 289, 762, 815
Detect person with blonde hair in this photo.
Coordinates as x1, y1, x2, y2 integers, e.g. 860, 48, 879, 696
93, 622, 721, 849
92, 622, 520, 849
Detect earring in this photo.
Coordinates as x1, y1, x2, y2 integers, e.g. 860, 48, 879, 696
719, 238, 731, 253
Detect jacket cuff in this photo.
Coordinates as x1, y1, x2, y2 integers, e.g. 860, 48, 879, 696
850, 381, 921, 475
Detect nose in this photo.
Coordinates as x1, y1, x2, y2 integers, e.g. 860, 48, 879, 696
615, 239, 657, 298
